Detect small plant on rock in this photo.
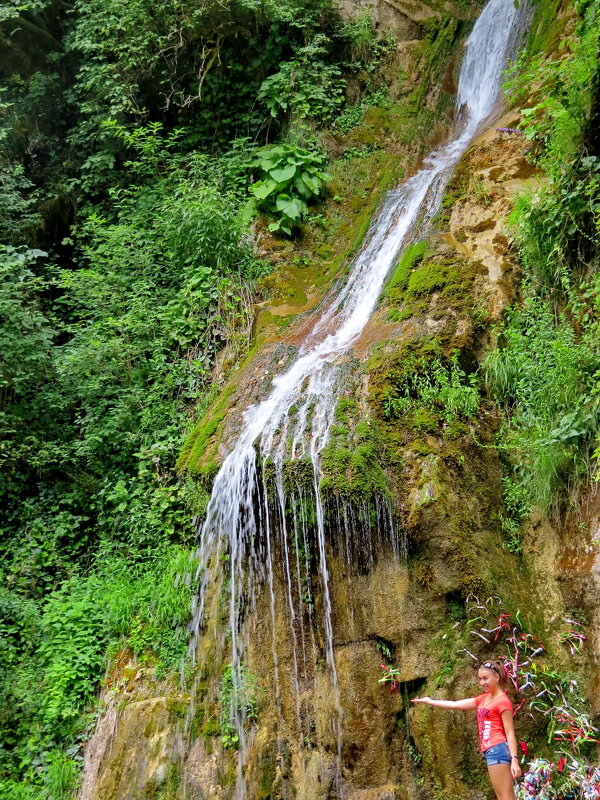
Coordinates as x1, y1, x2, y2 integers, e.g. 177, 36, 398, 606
219, 662, 258, 749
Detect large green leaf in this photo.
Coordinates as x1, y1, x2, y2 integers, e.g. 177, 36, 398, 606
275, 195, 305, 220
250, 179, 278, 200
259, 159, 279, 171
269, 164, 297, 183
294, 175, 312, 199
301, 172, 318, 194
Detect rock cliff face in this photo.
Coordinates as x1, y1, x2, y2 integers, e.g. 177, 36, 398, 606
77, 5, 599, 800
332, 0, 437, 40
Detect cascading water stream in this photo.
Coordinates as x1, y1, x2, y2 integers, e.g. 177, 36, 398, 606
187, 0, 524, 795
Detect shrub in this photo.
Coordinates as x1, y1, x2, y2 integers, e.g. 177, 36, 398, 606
258, 35, 345, 123
249, 143, 330, 235
38, 581, 105, 732
383, 352, 480, 426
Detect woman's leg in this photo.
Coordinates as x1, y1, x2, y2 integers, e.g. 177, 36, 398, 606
487, 764, 517, 800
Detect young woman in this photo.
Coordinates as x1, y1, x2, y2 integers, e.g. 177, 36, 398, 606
411, 659, 521, 800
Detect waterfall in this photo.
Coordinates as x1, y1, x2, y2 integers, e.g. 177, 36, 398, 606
186, 0, 523, 795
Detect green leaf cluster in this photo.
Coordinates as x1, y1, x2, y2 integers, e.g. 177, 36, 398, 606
382, 353, 481, 428
485, 300, 600, 514
258, 35, 345, 123
250, 143, 331, 235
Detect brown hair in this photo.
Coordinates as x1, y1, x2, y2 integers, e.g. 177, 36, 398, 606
479, 659, 509, 689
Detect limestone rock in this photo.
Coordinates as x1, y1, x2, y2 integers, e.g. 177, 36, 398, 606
184, 739, 222, 800
79, 697, 182, 800
331, 0, 436, 42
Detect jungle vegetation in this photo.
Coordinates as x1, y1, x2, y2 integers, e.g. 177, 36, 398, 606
0, 0, 599, 796
0, 1, 399, 795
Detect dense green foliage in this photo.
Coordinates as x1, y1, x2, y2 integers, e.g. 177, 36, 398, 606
0, 0, 400, 794
0, 126, 259, 795
382, 353, 481, 429
487, 0, 600, 533
2, 0, 599, 794
249, 143, 331, 233
485, 301, 599, 515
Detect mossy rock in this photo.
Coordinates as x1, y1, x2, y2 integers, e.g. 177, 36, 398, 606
367, 334, 446, 410
319, 397, 391, 503
385, 241, 428, 299
282, 455, 315, 494
177, 386, 236, 476
526, 0, 567, 57
201, 717, 221, 737
406, 262, 447, 297
387, 306, 412, 322
410, 407, 439, 433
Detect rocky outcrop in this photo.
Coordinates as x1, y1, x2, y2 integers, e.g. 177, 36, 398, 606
79, 695, 183, 800
331, 0, 430, 41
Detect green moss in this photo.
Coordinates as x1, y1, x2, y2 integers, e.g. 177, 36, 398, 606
410, 407, 439, 433
381, 237, 477, 329
430, 629, 458, 689
281, 455, 315, 495
387, 306, 411, 322
409, 14, 467, 112
257, 750, 277, 800
334, 395, 357, 425
140, 764, 181, 799
406, 262, 447, 297
201, 717, 221, 737
338, 158, 402, 264
443, 420, 469, 440
526, 0, 567, 57
165, 698, 187, 720
385, 241, 428, 300
320, 415, 390, 501
412, 556, 436, 588
367, 334, 445, 411
177, 385, 235, 476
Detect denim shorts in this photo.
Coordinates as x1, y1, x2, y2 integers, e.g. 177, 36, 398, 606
483, 741, 512, 766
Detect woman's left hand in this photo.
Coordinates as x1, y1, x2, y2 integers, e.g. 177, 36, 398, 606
511, 761, 522, 780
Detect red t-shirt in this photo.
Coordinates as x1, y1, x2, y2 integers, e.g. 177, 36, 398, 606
474, 692, 513, 752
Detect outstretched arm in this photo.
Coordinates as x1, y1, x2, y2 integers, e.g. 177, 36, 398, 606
411, 697, 477, 710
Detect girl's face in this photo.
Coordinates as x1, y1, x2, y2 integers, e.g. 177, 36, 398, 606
478, 667, 499, 692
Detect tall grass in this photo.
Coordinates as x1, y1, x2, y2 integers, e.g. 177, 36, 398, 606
484, 301, 599, 514
489, 0, 600, 527
3, 544, 195, 798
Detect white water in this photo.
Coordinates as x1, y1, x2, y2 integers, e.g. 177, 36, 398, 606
187, 0, 522, 795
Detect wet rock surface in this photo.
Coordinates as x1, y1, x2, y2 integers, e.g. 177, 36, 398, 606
79, 696, 182, 800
